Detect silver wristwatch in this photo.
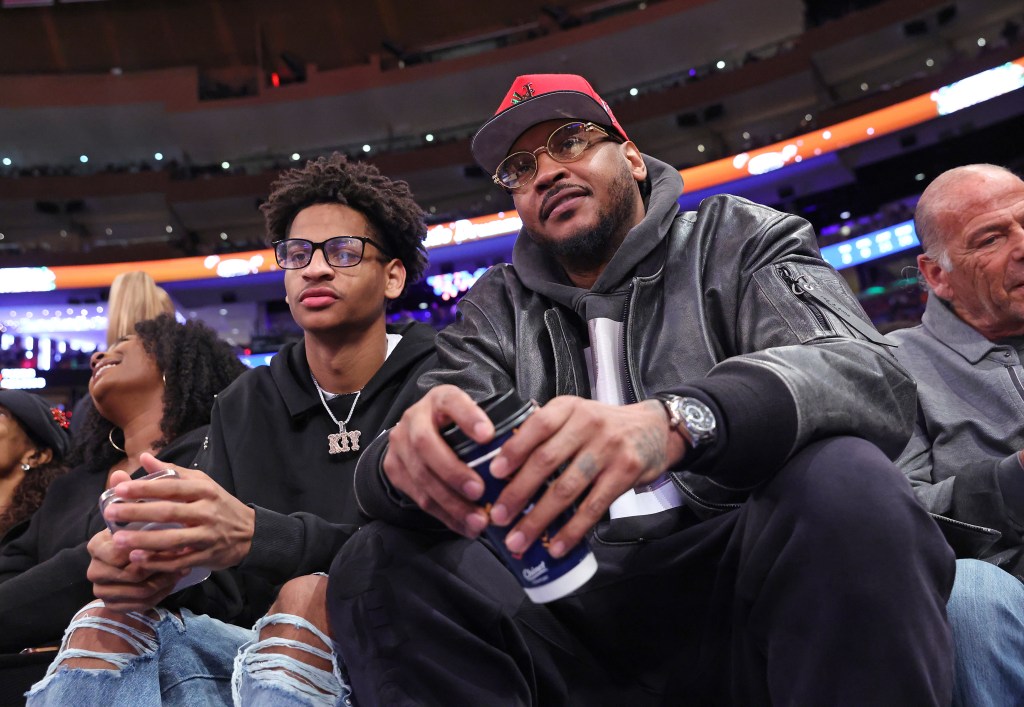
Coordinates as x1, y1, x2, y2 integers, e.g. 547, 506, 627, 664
656, 395, 717, 450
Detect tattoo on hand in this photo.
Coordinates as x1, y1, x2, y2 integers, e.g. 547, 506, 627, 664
634, 422, 667, 471
577, 452, 600, 482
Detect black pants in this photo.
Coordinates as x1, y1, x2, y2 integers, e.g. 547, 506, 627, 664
328, 437, 955, 706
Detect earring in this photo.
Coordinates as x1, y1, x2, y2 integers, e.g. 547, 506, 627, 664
108, 428, 126, 453
20, 463, 30, 471
162, 373, 167, 385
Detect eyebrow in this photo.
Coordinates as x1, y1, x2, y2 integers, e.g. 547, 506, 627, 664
963, 216, 1013, 241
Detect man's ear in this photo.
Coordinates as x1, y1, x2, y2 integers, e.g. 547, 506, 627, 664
383, 259, 407, 301
917, 253, 953, 301
621, 141, 647, 183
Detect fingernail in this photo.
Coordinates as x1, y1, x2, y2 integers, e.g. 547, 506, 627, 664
472, 421, 491, 440
465, 513, 487, 535
490, 503, 509, 525
462, 479, 484, 500
490, 457, 508, 478
129, 550, 145, 563
550, 541, 566, 558
506, 531, 526, 554
114, 534, 129, 547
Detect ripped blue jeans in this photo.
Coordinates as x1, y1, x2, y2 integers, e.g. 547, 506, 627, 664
234, 612, 352, 707
26, 601, 351, 707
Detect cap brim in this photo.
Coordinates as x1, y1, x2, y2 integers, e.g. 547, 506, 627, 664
471, 91, 618, 175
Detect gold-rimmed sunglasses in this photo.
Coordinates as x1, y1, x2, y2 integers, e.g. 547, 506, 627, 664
492, 122, 621, 191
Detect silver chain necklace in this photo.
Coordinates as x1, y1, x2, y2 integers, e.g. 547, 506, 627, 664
310, 372, 362, 455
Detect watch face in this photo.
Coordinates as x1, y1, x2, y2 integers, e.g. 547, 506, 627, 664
682, 401, 715, 433
658, 395, 716, 448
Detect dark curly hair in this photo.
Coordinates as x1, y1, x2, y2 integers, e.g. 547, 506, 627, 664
70, 314, 247, 471
260, 153, 428, 286
0, 460, 65, 538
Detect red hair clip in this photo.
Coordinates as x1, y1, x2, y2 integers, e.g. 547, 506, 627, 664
51, 408, 70, 430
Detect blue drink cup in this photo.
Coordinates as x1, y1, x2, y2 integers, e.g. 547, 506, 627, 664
443, 390, 597, 603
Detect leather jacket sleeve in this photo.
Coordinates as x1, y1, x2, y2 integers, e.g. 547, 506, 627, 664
354, 195, 918, 520
667, 196, 917, 488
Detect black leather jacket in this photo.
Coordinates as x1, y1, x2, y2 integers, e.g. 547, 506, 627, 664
355, 157, 917, 523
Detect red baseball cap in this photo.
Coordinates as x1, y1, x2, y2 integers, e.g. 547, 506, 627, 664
471, 74, 629, 175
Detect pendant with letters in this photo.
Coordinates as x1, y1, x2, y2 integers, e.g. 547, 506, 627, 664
328, 425, 361, 454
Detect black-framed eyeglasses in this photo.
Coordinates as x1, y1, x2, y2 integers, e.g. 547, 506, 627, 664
272, 236, 391, 270
493, 121, 620, 191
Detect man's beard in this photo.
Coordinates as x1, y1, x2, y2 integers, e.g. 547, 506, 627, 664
524, 164, 638, 273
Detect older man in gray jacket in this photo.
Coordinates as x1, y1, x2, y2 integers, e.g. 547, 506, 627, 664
892, 163, 1024, 706
895, 164, 1024, 570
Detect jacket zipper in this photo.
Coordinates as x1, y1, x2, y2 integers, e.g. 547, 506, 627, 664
619, 279, 741, 515
777, 264, 831, 331
620, 281, 639, 405
777, 263, 895, 346
929, 512, 1000, 537
676, 479, 742, 512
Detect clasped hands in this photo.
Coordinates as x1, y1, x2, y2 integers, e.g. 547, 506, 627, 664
384, 385, 687, 559
88, 455, 255, 613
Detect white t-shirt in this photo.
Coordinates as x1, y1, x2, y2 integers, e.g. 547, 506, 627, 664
584, 318, 683, 519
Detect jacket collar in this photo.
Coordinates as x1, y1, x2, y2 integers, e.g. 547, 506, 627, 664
921, 292, 1005, 364
271, 339, 322, 419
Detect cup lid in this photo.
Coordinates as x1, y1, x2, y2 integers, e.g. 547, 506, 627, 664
442, 389, 533, 456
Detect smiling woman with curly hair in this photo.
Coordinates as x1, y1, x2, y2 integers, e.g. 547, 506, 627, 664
72, 314, 247, 474
0, 314, 246, 653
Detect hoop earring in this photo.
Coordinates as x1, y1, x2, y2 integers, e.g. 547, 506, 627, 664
108, 428, 126, 453
162, 373, 166, 385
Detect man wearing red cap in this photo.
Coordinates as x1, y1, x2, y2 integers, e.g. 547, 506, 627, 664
327, 74, 956, 704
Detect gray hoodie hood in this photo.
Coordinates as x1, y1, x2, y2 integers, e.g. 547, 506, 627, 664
511, 154, 683, 315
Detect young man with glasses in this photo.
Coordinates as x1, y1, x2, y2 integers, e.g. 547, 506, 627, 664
27, 154, 436, 706
326, 74, 960, 704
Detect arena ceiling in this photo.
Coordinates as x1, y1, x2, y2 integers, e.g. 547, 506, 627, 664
0, 0, 1021, 272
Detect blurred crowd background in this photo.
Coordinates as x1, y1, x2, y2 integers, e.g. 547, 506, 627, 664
1, 0, 1022, 412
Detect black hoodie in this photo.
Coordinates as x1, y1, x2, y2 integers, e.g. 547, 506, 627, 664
179, 319, 437, 626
